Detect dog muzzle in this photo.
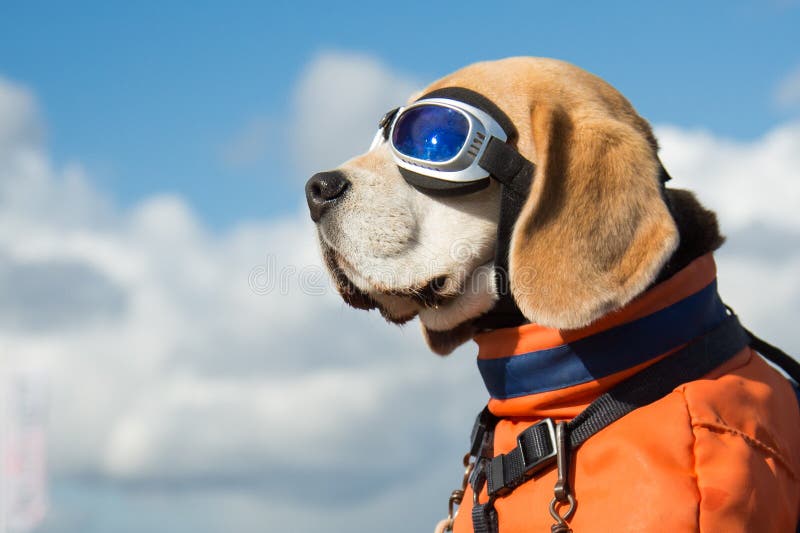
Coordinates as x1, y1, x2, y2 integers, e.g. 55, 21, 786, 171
370, 87, 534, 195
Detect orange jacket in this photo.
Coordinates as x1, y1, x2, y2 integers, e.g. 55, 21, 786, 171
452, 255, 800, 532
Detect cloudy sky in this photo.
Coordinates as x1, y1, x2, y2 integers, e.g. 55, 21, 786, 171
0, 2, 799, 532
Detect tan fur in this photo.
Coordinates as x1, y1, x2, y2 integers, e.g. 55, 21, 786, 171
510, 103, 678, 328
313, 56, 682, 351
426, 58, 679, 329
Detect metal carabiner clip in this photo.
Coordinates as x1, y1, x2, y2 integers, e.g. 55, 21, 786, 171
549, 421, 576, 533
435, 453, 475, 532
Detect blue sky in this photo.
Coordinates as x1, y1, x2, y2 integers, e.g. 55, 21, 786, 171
1, 0, 798, 228
1, 3, 799, 533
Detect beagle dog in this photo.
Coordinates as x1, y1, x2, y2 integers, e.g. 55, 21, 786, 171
305, 57, 800, 532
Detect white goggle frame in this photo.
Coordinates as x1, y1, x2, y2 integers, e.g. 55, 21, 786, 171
370, 98, 508, 183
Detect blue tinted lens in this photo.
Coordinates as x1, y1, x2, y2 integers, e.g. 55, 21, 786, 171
392, 105, 469, 162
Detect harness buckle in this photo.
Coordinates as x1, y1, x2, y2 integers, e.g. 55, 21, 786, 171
517, 417, 558, 473
487, 417, 558, 498
469, 407, 498, 457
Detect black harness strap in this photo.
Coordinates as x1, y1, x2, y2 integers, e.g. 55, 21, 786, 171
567, 315, 749, 449
470, 313, 754, 531
745, 327, 800, 386
471, 504, 498, 533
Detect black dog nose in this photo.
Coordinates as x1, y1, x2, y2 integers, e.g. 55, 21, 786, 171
305, 170, 350, 222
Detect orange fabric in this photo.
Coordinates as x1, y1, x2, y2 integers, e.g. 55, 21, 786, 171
453, 349, 800, 532
452, 256, 800, 532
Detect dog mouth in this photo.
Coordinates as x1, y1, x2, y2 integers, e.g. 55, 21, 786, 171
321, 245, 459, 322
387, 275, 455, 308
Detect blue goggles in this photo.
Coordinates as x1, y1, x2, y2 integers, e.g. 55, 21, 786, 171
370, 97, 512, 192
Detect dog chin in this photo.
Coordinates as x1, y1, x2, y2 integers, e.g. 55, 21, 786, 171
417, 262, 497, 331
322, 242, 498, 354
422, 320, 479, 356
416, 262, 498, 355
325, 276, 478, 351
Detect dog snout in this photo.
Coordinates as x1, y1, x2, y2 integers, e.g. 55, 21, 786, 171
305, 170, 350, 222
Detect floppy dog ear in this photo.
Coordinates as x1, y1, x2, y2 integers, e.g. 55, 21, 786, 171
508, 104, 679, 329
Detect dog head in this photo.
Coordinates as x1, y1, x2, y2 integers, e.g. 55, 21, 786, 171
306, 57, 715, 354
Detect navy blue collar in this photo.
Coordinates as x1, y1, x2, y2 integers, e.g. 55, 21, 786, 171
477, 280, 728, 400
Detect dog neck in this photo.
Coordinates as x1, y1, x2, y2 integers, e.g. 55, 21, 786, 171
473, 254, 724, 416
422, 187, 725, 355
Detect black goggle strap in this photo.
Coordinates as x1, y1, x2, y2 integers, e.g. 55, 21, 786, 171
473, 139, 535, 330
479, 136, 535, 197
378, 107, 400, 140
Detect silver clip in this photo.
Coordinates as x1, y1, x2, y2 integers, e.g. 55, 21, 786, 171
549, 421, 575, 533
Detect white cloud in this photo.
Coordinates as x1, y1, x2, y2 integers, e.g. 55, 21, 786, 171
656, 123, 800, 231
0, 78, 43, 159
656, 123, 800, 351
291, 50, 419, 177
0, 59, 483, 533
1, 53, 799, 533
774, 64, 800, 110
